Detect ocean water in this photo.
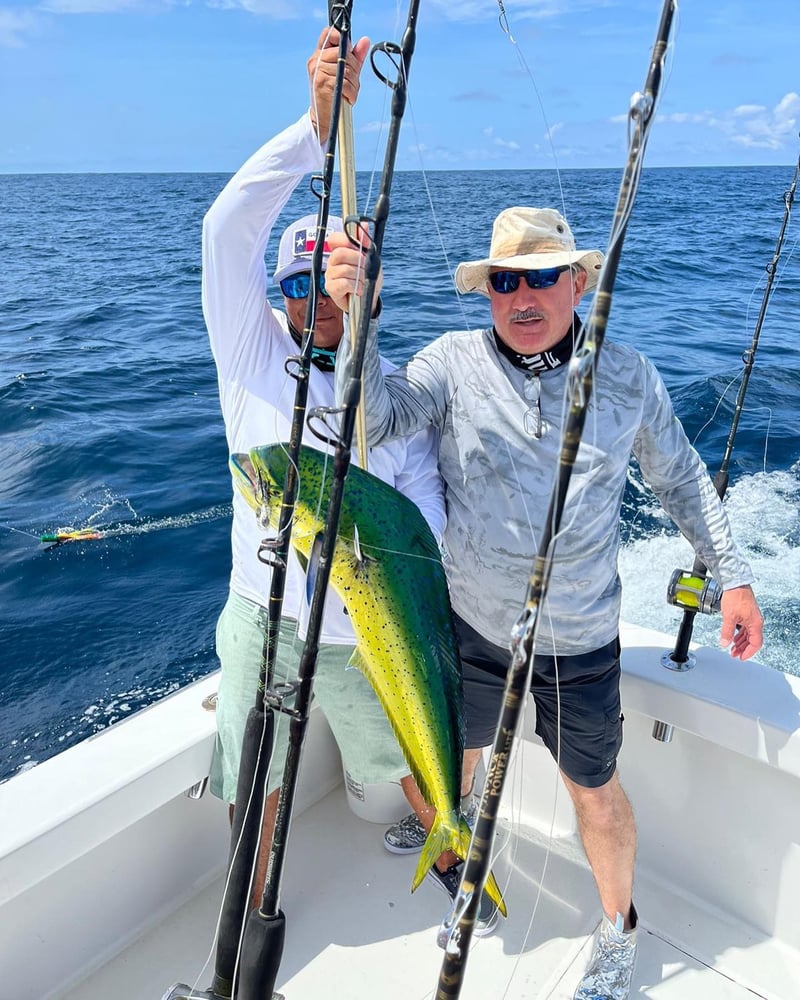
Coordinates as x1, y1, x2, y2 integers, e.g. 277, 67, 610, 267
1, 166, 798, 783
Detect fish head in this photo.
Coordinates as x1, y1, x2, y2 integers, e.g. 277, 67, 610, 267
229, 450, 282, 532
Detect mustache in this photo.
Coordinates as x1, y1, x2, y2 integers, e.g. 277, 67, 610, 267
510, 309, 545, 322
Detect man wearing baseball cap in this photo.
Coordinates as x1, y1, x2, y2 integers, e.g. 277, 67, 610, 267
201, 28, 445, 913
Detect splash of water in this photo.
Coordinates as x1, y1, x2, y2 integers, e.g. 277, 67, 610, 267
620, 464, 800, 675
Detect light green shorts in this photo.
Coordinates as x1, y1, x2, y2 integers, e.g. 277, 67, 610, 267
209, 591, 409, 803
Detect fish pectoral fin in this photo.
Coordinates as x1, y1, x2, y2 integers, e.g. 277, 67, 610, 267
305, 532, 324, 604
345, 649, 367, 674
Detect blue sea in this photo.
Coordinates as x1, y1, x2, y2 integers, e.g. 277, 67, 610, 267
1, 166, 798, 783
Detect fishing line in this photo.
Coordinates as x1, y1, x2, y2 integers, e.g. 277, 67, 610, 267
358, 538, 443, 566
499, 625, 564, 1000
691, 228, 797, 457
761, 408, 774, 472
361, 0, 404, 215
691, 370, 741, 450
400, 90, 474, 334
1, 523, 41, 540
493, 0, 568, 220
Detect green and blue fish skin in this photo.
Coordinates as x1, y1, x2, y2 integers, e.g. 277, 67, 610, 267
230, 443, 506, 916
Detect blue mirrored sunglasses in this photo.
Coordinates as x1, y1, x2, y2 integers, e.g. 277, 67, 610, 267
279, 271, 329, 299
488, 266, 569, 294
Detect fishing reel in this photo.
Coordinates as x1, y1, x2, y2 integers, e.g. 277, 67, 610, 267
666, 569, 722, 616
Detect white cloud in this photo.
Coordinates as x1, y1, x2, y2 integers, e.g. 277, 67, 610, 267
205, 0, 297, 13
427, 0, 591, 22
653, 93, 800, 151
41, 0, 148, 11
0, 7, 42, 46
481, 125, 520, 150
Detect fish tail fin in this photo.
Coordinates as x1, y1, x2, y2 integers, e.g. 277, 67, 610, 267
410, 812, 508, 919
411, 814, 451, 893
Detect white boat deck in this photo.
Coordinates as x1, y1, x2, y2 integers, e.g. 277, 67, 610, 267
4, 626, 800, 1000
64, 785, 781, 1000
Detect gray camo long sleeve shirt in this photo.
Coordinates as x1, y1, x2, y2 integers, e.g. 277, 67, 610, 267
336, 323, 754, 654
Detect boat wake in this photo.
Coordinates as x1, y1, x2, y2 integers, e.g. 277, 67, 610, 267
620, 463, 800, 675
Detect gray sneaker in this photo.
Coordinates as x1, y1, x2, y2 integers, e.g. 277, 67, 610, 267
426, 861, 500, 938
573, 905, 638, 999
383, 796, 477, 855
383, 811, 427, 854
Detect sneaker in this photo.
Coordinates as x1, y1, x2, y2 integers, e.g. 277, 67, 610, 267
426, 861, 500, 938
383, 795, 478, 855
573, 905, 638, 999
383, 811, 427, 854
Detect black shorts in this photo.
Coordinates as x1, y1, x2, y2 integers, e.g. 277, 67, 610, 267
455, 615, 623, 789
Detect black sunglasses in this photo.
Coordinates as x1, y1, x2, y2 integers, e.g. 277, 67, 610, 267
488, 266, 570, 294
279, 271, 330, 299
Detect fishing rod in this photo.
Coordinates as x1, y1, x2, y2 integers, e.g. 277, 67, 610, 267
331, 0, 369, 471
164, 12, 354, 1000
434, 1, 677, 995
232, 5, 421, 1000
663, 146, 800, 670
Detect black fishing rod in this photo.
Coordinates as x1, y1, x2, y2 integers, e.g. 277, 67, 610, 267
434, 2, 677, 995
664, 145, 800, 669
163, 10, 353, 1000
233, 4, 421, 1000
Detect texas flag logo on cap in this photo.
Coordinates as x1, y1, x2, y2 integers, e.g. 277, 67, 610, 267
293, 227, 331, 259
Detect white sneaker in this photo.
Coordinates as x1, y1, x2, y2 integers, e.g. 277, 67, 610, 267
573, 904, 638, 1000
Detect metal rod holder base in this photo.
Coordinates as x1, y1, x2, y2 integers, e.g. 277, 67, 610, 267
661, 650, 696, 671
161, 987, 285, 1000
651, 720, 675, 742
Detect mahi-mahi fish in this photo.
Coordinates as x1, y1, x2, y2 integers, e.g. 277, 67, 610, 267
230, 442, 506, 916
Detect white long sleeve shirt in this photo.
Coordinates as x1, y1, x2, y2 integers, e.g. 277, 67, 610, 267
202, 113, 446, 644
337, 323, 754, 654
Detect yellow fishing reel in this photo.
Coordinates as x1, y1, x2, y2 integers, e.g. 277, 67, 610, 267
666, 569, 722, 616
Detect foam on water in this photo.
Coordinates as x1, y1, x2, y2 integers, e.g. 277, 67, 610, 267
620, 463, 800, 675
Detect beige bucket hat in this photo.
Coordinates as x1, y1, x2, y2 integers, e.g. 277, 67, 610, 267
454, 206, 604, 297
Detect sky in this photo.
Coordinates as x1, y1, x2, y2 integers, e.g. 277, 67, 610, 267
1, 0, 798, 174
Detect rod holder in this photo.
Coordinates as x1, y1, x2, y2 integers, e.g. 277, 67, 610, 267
185, 778, 208, 800
651, 720, 674, 743
161, 986, 284, 1000
661, 649, 696, 671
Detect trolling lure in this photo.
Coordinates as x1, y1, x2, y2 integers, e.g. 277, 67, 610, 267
40, 528, 104, 545
435, 1, 678, 995
664, 144, 800, 668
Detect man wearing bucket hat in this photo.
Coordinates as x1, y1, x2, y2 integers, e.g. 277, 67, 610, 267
326, 205, 763, 996
201, 28, 446, 910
